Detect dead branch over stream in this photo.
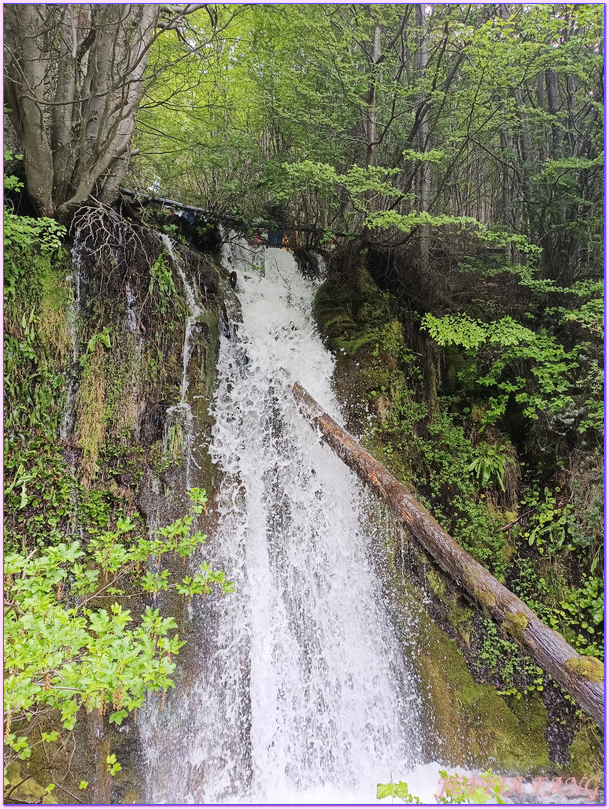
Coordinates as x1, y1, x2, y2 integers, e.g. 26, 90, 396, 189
288, 379, 603, 727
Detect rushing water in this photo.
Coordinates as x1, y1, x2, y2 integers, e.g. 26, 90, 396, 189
142, 241, 432, 804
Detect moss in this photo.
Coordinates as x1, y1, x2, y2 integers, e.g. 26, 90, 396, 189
313, 262, 390, 343
566, 721, 604, 781
415, 603, 550, 772
446, 594, 473, 646
564, 656, 604, 683
502, 611, 528, 638
336, 329, 378, 356
473, 585, 497, 609
75, 346, 108, 485
426, 568, 447, 600
39, 253, 72, 359
4, 762, 58, 804
366, 501, 551, 774
313, 279, 357, 339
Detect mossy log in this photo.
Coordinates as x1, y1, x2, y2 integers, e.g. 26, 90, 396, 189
289, 379, 604, 727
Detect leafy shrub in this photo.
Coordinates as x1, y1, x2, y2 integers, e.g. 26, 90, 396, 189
4, 490, 234, 768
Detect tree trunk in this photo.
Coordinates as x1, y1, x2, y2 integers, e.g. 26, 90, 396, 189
4, 4, 188, 221
4, 5, 55, 216
288, 378, 604, 727
546, 68, 562, 156
415, 4, 430, 270
365, 24, 382, 172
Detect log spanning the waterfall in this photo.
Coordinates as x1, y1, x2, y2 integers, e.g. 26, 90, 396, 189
289, 379, 604, 727
118, 187, 351, 238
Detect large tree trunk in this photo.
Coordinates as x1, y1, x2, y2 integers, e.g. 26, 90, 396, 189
288, 378, 604, 727
4, 4, 202, 221
4, 5, 55, 216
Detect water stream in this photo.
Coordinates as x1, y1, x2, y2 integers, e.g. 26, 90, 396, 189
60, 229, 85, 442
141, 242, 438, 803
160, 233, 202, 490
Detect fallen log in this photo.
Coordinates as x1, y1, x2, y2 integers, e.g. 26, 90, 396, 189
289, 378, 604, 727
118, 188, 351, 238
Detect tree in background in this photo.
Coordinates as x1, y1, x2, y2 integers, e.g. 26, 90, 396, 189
129, 3, 602, 288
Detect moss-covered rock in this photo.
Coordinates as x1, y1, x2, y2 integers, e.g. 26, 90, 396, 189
445, 594, 474, 647
566, 720, 604, 781
414, 595, 550, 772
4, 211, 227, 805
364, 498, 552, 774
4, 762, 58, 804
426, 568, 447, 600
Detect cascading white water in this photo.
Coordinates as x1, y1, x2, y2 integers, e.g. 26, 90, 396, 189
60, 230, 85, 441
141, 240, 440, 804
160, 233, 202, 403
160, 234, 202, 489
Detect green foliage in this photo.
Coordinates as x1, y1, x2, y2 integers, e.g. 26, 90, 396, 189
106, 754, 121, 777
560, 281, 604, 336
4, 238, 78, 555
377, 770, 507, 804
422, 312, 602, 433
275, 159, 538, 251
367, 389, 507, 575
477, 619, 543, 698
4, 155, 66, 298
4, 490, 234, 766
467, 444, 512, 492
376, 780, 421, 804
413, 413, 507, 576
85, 327, 111, 357
149, 251, 177, 314
511, 554, 604, 661
521, 487, 574, 554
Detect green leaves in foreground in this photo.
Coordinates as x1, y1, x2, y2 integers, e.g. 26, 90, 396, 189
377, 769, 507, 804
4, 488, 234, 766
377, 780, 421, 803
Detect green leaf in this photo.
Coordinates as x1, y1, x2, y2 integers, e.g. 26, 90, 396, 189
376, 783, 394, 800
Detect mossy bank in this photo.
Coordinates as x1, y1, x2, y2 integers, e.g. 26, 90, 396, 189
4, 206, 233, 803
315, 241, 603, 781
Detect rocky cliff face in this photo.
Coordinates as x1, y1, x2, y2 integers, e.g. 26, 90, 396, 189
5, 224, 601, 802
4, 207, 231, 803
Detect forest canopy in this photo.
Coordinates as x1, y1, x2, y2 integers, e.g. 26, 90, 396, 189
128, 3, 603, 283
3, 3, 604, 801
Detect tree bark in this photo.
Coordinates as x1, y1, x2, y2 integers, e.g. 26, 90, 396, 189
4, 5, 55, 216
288, 378, 604, 727
415, 4, 430, 270
4, 4, 206, 221
364, 24, 382, 172
546, 68, 562, 156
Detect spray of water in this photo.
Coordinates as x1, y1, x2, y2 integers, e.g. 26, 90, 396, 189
142, 241, 430, 804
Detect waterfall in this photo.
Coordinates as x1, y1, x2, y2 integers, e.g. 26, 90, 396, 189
60, 229, 85, 441
160, 233, 202, 403
125, 283, 138, 338
141, 242, 440, 804
160, 233, 202, 489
